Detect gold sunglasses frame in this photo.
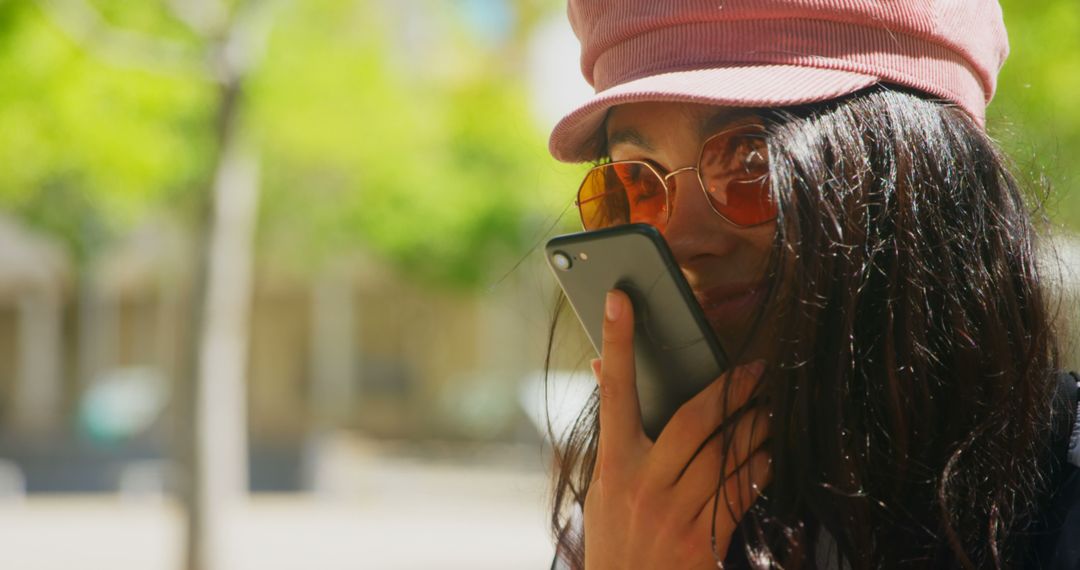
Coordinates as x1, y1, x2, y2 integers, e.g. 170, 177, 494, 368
574, 124, 775, 231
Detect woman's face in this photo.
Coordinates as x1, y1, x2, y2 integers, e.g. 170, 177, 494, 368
605, 101, 777, 358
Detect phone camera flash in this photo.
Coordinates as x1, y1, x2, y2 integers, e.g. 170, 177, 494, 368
578, 252, 588, 261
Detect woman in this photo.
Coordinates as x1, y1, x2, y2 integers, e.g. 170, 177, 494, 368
544, 1, 1080, 568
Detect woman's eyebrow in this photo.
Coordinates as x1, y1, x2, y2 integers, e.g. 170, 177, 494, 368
606, 127, 654, 152
698, 110, 746, 139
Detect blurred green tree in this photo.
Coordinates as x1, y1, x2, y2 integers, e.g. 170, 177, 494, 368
0, 0, 214, 258
0, 0, 578, 288
249, 0, 578, 288
992, 0, 1080, 219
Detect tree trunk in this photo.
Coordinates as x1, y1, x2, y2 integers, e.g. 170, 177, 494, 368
179, 75, 258, 570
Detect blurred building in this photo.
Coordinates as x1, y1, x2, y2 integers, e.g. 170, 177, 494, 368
0, 214, 69, 434
0, 218, 560, 495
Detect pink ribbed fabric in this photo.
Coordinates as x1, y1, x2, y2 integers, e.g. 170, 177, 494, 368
549, 0, 1009, 162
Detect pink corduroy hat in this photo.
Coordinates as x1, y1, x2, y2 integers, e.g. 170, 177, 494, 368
549, 0, 1010, 163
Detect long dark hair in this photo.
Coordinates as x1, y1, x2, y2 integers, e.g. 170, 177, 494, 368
546, 87, 1068, 568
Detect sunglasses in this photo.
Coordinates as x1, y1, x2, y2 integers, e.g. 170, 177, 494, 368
575, 124, 776, 232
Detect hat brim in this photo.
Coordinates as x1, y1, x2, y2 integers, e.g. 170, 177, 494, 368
548, 64, 879, 163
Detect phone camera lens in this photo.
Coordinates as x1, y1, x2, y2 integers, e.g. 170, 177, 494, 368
552, 251, 572, 271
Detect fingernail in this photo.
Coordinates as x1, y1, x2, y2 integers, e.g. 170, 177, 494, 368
590, 358, 602, 381
746, 359, 766, 377
605, 291, 622, 322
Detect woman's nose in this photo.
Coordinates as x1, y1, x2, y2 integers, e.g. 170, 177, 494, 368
662, 170, 736, 261
665, 169, 712, 232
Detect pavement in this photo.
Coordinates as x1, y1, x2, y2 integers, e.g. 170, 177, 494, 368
0, 450, 555, 570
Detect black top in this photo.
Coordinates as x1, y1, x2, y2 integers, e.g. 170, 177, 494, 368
1022, 371, 1080, 569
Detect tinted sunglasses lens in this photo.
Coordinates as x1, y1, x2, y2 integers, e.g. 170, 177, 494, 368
578, 162, 667, 230
699, 128, 775, 226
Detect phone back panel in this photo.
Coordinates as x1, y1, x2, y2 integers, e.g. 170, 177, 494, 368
545, 224, 728, 438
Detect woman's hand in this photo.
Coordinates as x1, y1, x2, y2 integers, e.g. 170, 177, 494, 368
583, 289, 772, 570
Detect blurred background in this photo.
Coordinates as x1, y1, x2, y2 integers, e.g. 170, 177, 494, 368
0, 0, 1076, 568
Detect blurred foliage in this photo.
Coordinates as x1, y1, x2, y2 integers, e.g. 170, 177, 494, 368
989, 0, 1080, 219
0, 0, 578, 287
249, 0, 575, 288
0, 0, 1074, 284
0, 0, 214, 258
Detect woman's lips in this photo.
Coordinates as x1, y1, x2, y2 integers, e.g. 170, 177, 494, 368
693, 281, 768, 325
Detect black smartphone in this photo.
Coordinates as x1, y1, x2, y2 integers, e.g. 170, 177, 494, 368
545, 223, 729, 439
